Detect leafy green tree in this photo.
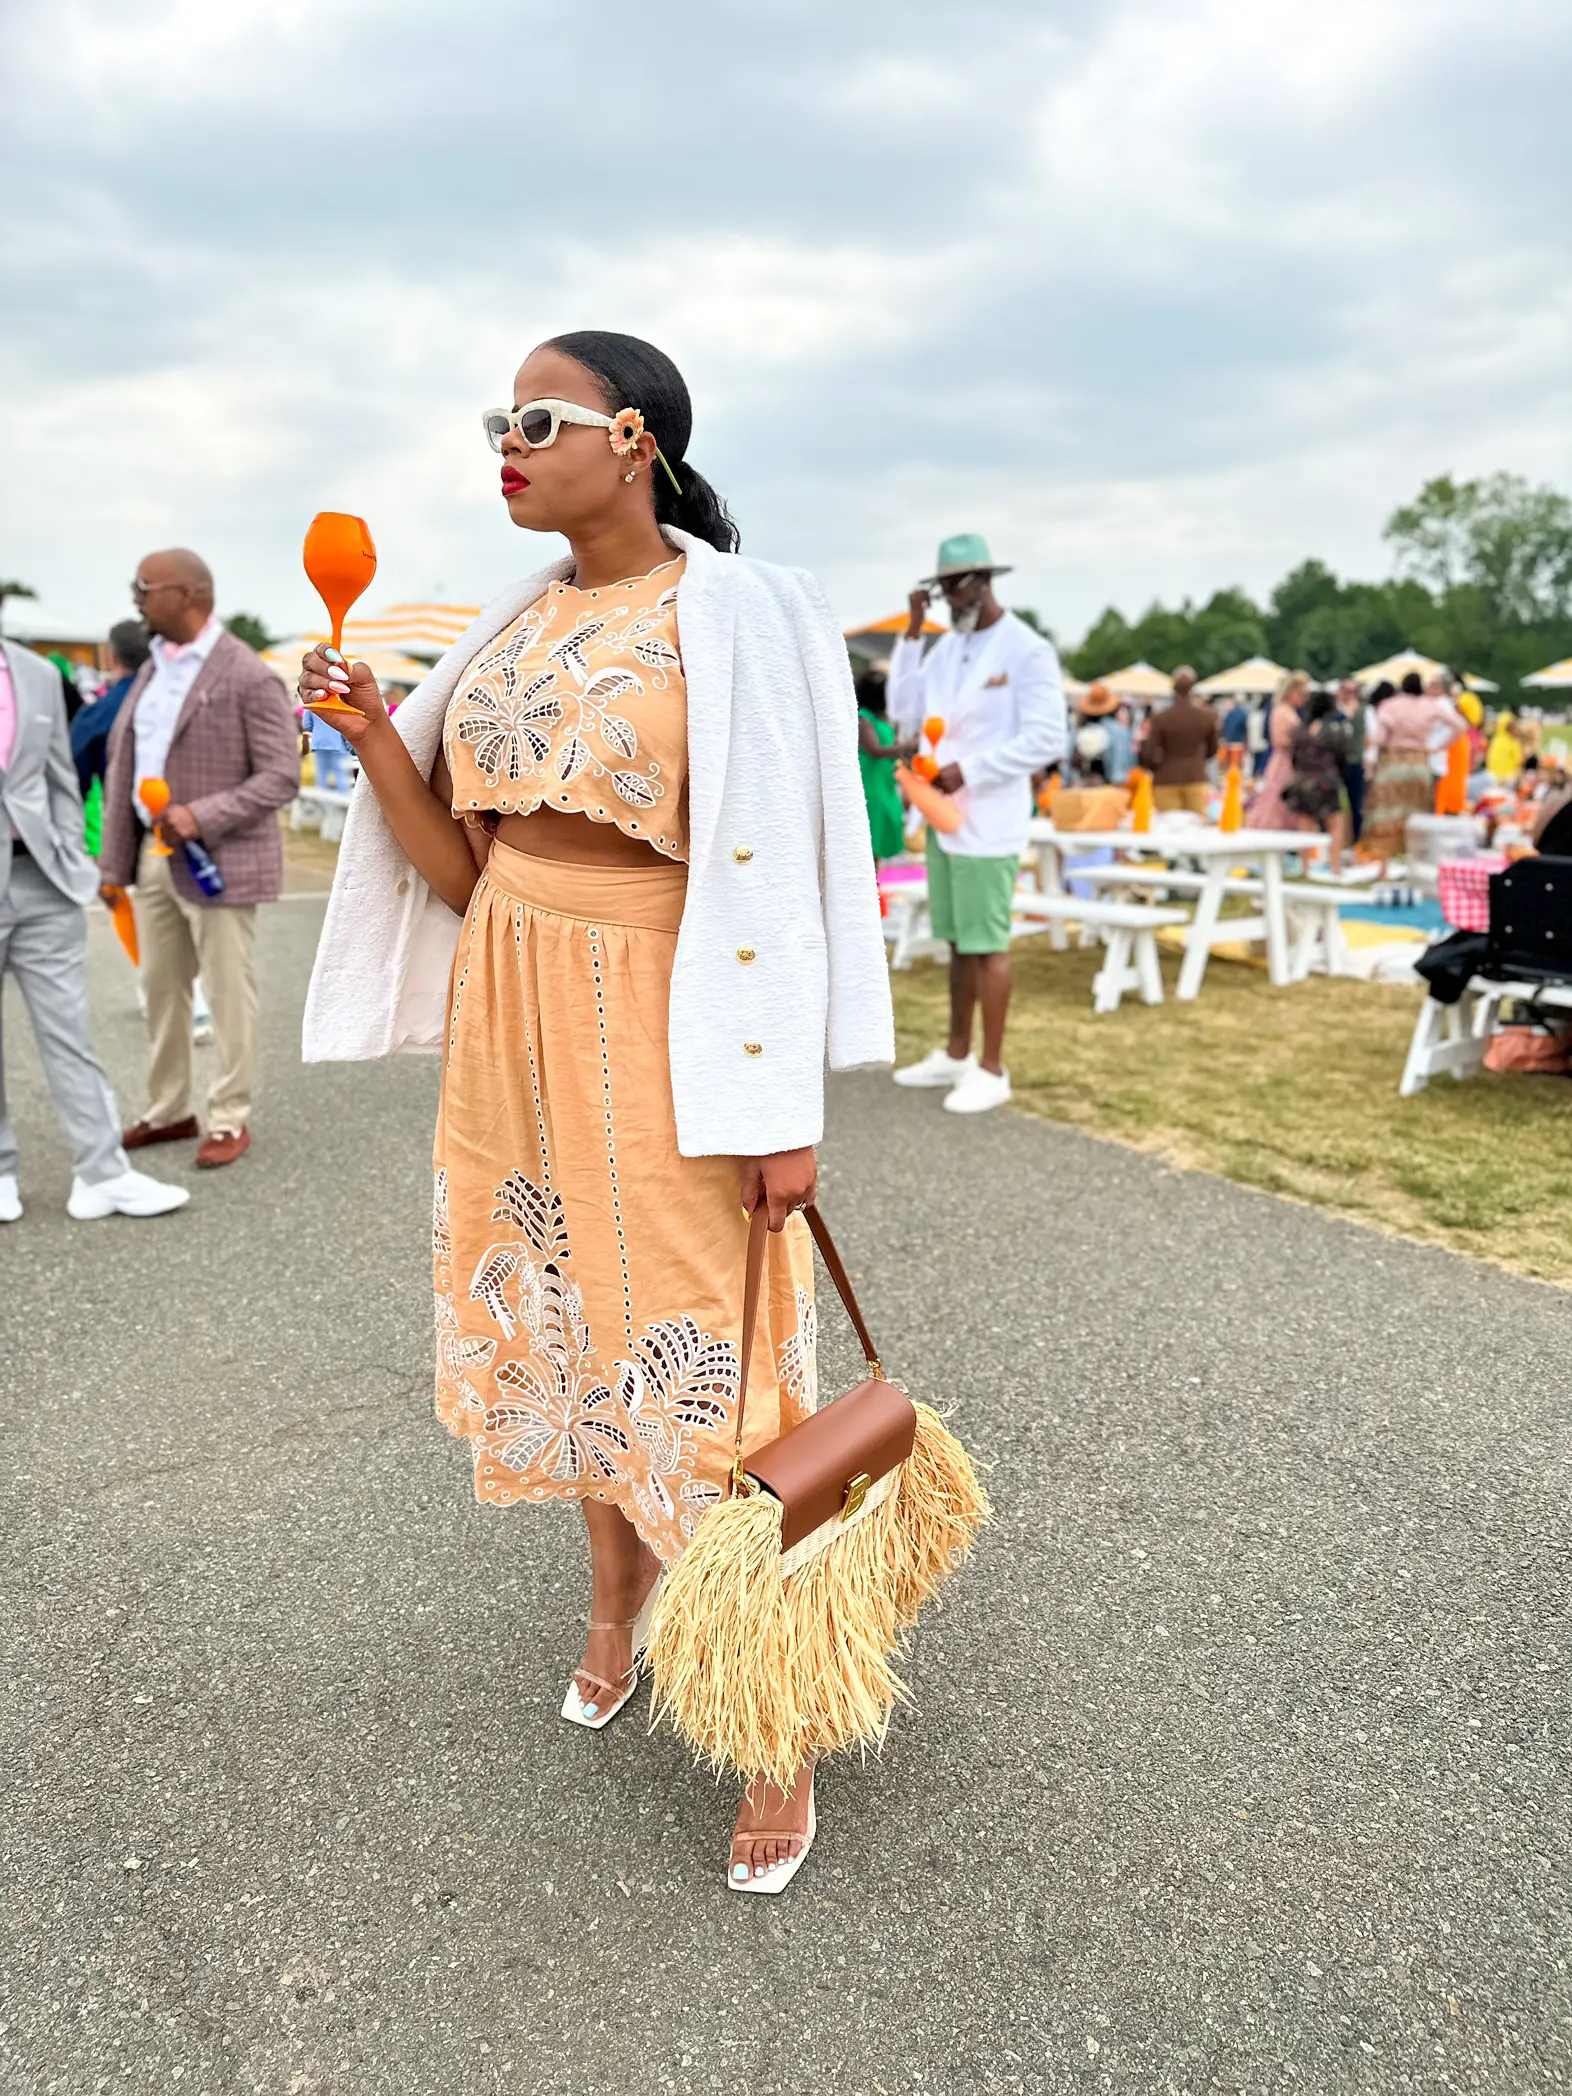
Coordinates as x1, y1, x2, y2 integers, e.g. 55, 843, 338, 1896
1065, 606, 1136, 680
225, 611, 276, 653
1385, 474, 1572, 621
1188, 587, 1266, 677
1063, 475, 1572, 698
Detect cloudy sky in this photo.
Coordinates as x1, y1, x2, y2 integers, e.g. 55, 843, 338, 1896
3, 0, 1568, 648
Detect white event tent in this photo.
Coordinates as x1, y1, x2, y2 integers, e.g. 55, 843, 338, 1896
1352, 649, 1497, 694
1096, 660, 1173, 701
1194, 656, 1289, 698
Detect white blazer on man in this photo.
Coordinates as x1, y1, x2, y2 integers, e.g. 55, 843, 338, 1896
303, 529, 894, 1159
0, 643, 100, 907
887, 613, 1067, 858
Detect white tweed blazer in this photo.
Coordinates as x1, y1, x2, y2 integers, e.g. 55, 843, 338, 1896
301, 528, 894, 1157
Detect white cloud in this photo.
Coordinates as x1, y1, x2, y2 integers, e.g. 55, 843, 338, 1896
0, 0, 1567, 646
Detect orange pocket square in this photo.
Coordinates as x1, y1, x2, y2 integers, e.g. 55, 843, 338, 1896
984, 671, 1009, 687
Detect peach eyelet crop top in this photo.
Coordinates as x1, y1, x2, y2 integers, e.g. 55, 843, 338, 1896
443, 555, 688, 862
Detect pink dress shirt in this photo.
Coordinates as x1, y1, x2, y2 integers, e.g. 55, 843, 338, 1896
0, 650, 16, 774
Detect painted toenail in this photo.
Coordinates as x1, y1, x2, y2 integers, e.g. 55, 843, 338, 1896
582, 1703, 598, 1717
754, 1865, 765, 1877
732, 1864, 749, 1881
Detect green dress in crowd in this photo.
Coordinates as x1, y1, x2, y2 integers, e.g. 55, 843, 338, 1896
857, 709, 906, 861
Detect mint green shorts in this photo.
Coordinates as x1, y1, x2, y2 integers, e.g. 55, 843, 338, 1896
925, 836, 1019, 954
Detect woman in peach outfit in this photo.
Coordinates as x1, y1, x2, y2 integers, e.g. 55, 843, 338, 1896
298, 332, 892, 1892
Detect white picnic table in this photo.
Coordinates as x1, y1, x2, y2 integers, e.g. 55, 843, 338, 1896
1025, 820, 1329, 998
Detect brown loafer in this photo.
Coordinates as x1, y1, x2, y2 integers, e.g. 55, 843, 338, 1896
196, 1127, 251, 1169
123, 1116, 200, 1149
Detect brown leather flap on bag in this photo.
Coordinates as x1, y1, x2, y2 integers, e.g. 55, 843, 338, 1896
747, 1378, 916, 1552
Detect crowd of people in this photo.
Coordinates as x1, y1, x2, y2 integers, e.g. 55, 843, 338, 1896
856, 652, 1565, 885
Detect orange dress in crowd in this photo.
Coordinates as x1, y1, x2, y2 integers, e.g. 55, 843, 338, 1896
432, 557, 814, 1562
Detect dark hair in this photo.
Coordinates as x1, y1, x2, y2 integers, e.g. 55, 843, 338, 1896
854, 666, 888, 715
544, 330, 739, 553
1400, 670, 1423, 696
109, 619, 151, 673
1303, 689, 1337, 724
1369, 679, 1396, 706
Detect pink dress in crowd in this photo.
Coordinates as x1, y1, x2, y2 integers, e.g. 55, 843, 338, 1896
1243, 701, 1307, 830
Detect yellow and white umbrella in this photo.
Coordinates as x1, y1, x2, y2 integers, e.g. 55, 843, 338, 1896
1522, 657, 1572, 689
1194, 655, 1289, 698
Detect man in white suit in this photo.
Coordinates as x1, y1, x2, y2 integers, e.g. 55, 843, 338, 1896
0, 637, 188, 1221
888, 534, 1066, 1114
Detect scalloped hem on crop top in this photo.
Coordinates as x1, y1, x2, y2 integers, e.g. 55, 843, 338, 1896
442, 555, 689, 863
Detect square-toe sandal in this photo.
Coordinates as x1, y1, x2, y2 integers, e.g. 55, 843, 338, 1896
727, 1777, 816, 1895
560, 1570, 665, 1732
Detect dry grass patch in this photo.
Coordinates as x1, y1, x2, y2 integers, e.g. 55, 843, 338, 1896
889, 939, 1572, 1284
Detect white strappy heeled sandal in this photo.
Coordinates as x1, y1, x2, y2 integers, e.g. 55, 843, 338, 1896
728, 1775, 816, 1894
560, 1571, 664, 1732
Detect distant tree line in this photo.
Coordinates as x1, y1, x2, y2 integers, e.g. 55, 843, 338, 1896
1045, 474, 1572, 693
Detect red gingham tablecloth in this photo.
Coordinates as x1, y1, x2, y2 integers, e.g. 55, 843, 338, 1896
1438, 855, 1507, 933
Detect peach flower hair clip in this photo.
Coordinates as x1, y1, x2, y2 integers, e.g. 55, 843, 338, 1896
610, 407, 684, 494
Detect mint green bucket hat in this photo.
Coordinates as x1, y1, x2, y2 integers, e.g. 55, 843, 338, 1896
921, 532, 1013, 584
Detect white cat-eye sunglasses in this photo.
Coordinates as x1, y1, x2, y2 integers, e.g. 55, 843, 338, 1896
482, 398, 682, 492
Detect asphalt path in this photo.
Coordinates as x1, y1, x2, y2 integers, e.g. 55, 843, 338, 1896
2, 897, 1569, 2095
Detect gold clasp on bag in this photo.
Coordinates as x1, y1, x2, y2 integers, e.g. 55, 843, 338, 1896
841, 1473, 871, 1522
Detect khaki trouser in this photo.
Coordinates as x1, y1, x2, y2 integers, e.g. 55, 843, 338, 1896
1154, 782, 1211, 816
137, 846, 258, 1132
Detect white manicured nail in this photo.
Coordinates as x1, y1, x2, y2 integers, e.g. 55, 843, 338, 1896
732, 1864, 748, 1881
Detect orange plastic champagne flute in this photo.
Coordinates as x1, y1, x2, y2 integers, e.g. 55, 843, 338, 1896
138, 775, 174, 855
923, 715, 945, 749
101, 884, 140, 966
303, 511, 377, 718
1219, 747, 1244, 833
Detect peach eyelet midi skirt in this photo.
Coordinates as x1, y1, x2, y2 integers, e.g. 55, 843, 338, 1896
433, 839, 816, 1564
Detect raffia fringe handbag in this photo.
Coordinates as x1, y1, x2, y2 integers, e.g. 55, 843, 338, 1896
646, 1205, 988, 1791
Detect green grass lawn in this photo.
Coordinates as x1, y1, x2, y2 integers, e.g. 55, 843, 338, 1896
890, 939, 1572, 1284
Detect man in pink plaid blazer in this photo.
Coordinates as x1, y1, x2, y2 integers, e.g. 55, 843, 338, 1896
100, 549, 299, 1168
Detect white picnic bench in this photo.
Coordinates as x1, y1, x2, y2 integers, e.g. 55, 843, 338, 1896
881, 876, 1186, 1011
1399, 975, 1572, 1095
1026, 821, 1330, 997
290, 787, 353, 843
1079, 864, 1350, 979
1010, 892, 1190, 1012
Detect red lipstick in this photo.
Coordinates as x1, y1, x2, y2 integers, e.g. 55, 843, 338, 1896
501, 466, 528, 495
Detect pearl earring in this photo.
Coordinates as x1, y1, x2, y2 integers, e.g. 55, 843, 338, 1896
624, 471, 635, 483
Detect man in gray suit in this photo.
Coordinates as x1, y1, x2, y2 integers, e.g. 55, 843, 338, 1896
0, 637, 188, 1221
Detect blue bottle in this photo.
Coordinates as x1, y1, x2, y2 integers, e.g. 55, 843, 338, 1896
182, 838, 226, 898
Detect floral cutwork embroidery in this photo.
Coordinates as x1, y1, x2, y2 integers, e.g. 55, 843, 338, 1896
442, 564, 685, 856
435, 1167, 801, 1553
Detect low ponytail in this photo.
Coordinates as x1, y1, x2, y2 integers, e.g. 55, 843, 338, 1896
544, 328, 740, 553
655, 460, 739, 553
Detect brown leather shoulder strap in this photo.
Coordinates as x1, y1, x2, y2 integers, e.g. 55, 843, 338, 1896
802, 1205, 882, 1372
730, 1203, 883, 1494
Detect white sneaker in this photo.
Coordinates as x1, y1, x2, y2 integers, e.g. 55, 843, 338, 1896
67, 1168, 192, 1220
893, 1048, 977, 1090
0, 1173, 20, 1223
943, 1064, 1012, 1115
